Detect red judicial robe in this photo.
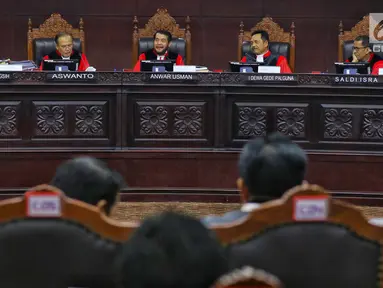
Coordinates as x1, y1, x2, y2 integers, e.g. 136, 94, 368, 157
241, 50, 292, 74
133, 49, 184, 72
346, 53, 383, 75
39, 50, 90, 71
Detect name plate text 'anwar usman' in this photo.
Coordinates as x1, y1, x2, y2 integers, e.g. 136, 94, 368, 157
144, 72, 199, 83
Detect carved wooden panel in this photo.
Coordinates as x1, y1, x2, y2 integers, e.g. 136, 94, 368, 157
74, 105, 105, 136
173, 105, 203, 136
276, 107, 305, 138
35, 105, 66, 136
31, 100, 111, 146
0, 102, 21, 138
323, 107, 353, 139
132, 100, 209, 146
236, 105, 267, 137
361, 108, 383, 140
231, 102, 308, 144
139, 105, 169, 136
319, 104, 383, 142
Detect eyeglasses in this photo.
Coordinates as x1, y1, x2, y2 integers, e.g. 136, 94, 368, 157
353, 46, 368, 51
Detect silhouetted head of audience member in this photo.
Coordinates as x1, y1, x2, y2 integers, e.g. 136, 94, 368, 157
50, 156, 125, 215
119, 211, 228, 288
237, 132, 307, 203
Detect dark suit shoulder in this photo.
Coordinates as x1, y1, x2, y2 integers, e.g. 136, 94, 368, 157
168, 51, 181, 60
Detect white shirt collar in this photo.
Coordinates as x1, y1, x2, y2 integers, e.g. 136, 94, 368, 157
62, 56, 70, 60
256, 50, 269, 63
241, 203, 261, 212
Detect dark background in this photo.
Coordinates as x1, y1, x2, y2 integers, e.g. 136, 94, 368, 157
1, 0, 382, 72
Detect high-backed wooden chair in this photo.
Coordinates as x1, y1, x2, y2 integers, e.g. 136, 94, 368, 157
338, 15, 370, 62
212, 184, 383, 288
28, 13, 86, 66
0, 184, 137, 287
0, 184, 136, 241
214, 266, 283, 288
132, 8, 192, 66
338, 15, 383, 62
238, 17, 296, 72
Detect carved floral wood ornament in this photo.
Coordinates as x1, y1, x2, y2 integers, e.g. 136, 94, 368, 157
132, 8, 192, 65
339, 15, 370, 42
134, 8, 188, 38
241, 17, 294, 43
238, 17, 296, 71
27, 13, 85, 61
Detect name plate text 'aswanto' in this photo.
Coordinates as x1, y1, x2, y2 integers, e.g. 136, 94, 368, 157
45, 72, 97, 82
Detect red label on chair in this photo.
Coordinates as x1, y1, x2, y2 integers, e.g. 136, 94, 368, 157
293, 195, 329, 221
25, 191, 61, 217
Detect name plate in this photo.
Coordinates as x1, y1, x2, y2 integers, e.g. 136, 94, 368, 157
144, 73, 199, 83
332, 75, 383, 85
242, 74, 298, 84
45, 72, 97, 82
0, 72, 12, 82
293, 195, 329, 221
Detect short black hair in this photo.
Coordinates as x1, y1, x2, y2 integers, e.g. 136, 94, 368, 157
251, 30, 270, 43
238, 132, 307, 202
153, 30, 172, 42
50, 156, 125, 214
119, 211, 227, 288
355, 35, 370, 47
54, 32, 73, 44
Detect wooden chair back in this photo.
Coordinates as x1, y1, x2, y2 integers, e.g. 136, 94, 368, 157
28, 13, 86, 62
212, 184, 383, 287
338, 15, 369, 61
213, 183, 383, 244
132, 8, 191, 66
0, 184, 137, 242
238, 17, 295, 72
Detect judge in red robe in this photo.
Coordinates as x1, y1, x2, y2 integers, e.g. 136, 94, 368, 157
345, 35, 383, 75
240, 30, 292, 74
133, 30, 184, 72
39, 32, 90, 71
